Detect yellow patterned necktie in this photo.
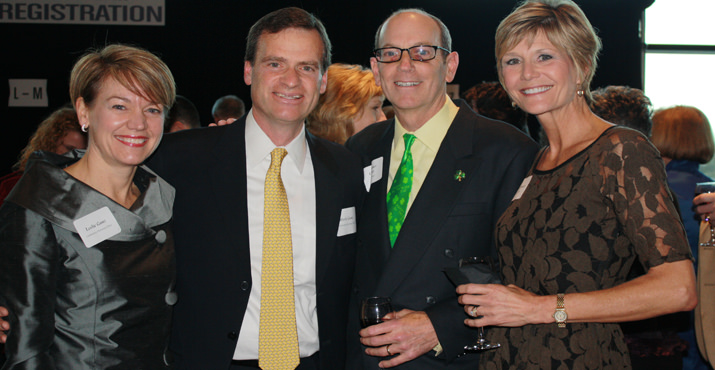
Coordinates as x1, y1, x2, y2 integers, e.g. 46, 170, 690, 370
259, 148, 300, 370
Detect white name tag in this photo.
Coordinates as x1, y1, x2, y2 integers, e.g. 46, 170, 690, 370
512, 176, 532, 201
363, 157, 383, 192
337, 207, 357, 237
73, 206, 122, 248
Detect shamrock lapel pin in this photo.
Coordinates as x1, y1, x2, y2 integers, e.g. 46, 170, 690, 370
454, 170, 466, 182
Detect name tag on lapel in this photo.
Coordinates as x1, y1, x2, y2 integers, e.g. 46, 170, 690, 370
337, 207, 357, 237
73, 206, 122, 248
512, 176, 532, 201
363, 157, 383, 192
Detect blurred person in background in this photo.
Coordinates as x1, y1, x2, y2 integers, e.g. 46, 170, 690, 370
307, 63, 385, 144
591, 85, 652, 137
0, 105, 87, 207
211, 94, 246, 122
651, 105, 715, 370
165, 95, 201, 132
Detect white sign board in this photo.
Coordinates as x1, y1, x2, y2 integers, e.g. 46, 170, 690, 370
8, 79, 48, 107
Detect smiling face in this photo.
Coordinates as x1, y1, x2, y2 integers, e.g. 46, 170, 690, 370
244, 27, 328, 133
76, 77, 164, 169
499, 32, 581, 118
371, 12, 458, 128
352, 95, 386, 134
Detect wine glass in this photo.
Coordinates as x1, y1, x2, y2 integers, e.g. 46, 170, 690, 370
360, 296, 393, 328
459, 256, 501, 351
696, 182, 715, 247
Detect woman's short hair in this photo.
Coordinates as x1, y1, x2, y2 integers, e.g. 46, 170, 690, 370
69, 44, 176, 113
307, 63, 383, 144
14, 105, 85, 171
495, 0, 602, 103
651, 106, 714, 163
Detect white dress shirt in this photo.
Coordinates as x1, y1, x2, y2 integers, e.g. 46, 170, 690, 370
233, 109, 319, 359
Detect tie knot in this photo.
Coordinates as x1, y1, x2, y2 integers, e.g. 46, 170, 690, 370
403, 134, 416, 151
270, 148, 288, 168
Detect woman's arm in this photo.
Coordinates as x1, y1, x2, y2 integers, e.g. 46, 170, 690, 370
0, 205, 59, 369
457, 258, 696, 327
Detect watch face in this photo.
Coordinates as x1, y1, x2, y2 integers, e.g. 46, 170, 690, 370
554, 310, 568, 322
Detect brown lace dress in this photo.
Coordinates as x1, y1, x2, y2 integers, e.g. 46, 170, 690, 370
481, 127, 692, 370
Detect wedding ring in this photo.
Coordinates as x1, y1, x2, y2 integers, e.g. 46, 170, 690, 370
470, 305, 479, 317
386, 344, 392, 356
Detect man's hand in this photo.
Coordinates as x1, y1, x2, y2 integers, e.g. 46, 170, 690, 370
359, 309, 439, 368
0, 306, 8, 343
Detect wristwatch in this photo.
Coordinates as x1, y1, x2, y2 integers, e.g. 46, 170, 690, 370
553, 293, 567, 328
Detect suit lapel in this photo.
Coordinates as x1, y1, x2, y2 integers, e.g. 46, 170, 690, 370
376, 107, 483, 297
308, 132, 342, 286
364, 122, 396, 267
207, 119, 251, 263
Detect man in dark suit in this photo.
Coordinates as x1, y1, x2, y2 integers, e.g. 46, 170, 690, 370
345, 9, 539, 370
149, 7, 363, 370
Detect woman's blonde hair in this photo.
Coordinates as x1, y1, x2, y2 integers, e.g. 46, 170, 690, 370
495, 0, 601, 103
69, 44, 176, 113
651, 106, 714, 163
307, 63, 383, 144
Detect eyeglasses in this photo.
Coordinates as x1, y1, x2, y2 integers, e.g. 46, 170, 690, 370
373, 45, 451, 63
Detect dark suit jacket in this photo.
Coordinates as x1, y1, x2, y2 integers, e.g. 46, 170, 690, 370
146, 116, 364, 370
344, 101, 539, 369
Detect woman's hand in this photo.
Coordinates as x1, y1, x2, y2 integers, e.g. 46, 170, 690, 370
694, 192, 715, 224
456, 283, 551, 328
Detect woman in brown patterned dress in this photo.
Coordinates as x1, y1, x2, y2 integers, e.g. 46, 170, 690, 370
456, 1, 697, 369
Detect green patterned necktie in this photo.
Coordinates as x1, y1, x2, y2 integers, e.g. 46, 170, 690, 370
387, 133, 417, 247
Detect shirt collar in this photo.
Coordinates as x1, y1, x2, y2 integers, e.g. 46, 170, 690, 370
245, 108, 308, 172
394, 95, 459, 152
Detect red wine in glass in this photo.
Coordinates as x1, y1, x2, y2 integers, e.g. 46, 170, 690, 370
360, 297, 393, 328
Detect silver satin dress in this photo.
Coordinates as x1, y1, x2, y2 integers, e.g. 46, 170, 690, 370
0, 151, 176, 370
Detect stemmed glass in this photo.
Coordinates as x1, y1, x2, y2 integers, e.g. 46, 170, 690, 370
458, 256, 501, 351
360, 296, 394, 328
696, 182, 715, 247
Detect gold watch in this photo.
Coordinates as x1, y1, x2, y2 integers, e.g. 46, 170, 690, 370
553, 293, 567, 328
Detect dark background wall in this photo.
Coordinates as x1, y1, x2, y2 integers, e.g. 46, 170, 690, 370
0, 0, 653, 174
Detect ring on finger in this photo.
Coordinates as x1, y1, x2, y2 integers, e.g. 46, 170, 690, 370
386, 344, 393, 356
470, 305, 479, 317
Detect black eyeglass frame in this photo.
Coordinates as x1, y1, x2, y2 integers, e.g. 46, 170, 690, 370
372, 45, 452, 63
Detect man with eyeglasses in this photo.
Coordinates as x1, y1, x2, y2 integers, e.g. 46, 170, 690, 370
345, 9, 538, 370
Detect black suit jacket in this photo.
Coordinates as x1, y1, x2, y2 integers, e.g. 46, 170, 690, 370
344, 101, 539, 369
146, 116, 364, 370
